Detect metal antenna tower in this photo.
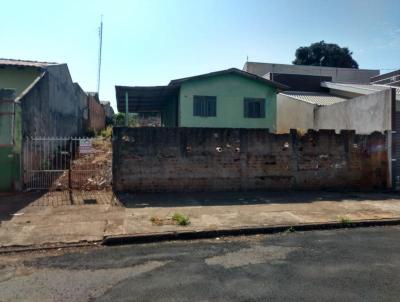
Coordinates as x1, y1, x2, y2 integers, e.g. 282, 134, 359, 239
97, 15, 103, 96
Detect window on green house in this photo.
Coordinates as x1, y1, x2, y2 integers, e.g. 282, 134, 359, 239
244, 98, 265, 118
193, 96, 216, 117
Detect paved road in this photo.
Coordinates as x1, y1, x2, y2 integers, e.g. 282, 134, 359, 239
0, 226, 400, 301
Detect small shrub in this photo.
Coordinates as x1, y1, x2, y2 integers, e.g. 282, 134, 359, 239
172, 213, 190, 226
100, 126, 113, 138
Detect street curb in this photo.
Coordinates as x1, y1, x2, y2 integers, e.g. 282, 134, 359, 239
1, 218, 399, 253
0, 241, 102, 255
102, 218, 400, 246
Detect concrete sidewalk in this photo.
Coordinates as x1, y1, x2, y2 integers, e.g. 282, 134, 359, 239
1, 191, 400, 249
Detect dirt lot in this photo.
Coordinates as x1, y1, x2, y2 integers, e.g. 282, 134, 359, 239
55, 138, 112, 190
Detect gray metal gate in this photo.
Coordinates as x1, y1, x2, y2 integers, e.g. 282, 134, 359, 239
23, 137, 111, 190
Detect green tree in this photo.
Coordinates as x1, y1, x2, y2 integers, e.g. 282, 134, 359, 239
293, 41, 358, 69
113, 113, 125, 125
112, 113, 138, 127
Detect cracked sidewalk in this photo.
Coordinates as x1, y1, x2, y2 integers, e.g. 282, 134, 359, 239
1, 190, 400, 249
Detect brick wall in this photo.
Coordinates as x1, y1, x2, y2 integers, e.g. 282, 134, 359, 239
87, 94, 105, 132
113, 127, 389, 192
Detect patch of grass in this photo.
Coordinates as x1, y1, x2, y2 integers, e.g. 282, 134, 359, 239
172, 213, 190, 226
339, 217, 353, 225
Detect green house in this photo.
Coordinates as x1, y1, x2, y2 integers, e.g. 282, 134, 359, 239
116, 68, 287, 131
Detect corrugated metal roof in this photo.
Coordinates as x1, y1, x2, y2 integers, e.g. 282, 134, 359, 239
115, 85, 180, 112
280, 91, 347, 106
0, 58, 59, 68
321, 82, 400, 100
322, 82, 400, 93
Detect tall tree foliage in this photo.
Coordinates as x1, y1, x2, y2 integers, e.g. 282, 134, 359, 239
293, 41, 359, 69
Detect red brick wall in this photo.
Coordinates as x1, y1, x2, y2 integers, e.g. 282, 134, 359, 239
87, 95, 105, 132
113, 127, 389, 192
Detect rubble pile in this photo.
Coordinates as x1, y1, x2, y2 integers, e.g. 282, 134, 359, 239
54, 138, 112, 190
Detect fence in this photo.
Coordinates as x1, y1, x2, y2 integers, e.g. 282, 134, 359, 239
23, 137, 111, 190
113, 127, 390, 192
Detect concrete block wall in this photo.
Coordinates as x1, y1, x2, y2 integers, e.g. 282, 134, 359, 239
113, 127, 389, 192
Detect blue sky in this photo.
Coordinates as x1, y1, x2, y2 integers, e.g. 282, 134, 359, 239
1, 0, 399, 111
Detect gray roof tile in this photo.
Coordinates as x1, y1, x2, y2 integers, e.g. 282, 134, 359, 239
280, 91, 347, 106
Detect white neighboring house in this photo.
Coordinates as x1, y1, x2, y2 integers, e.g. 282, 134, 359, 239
277, 83, 397, 135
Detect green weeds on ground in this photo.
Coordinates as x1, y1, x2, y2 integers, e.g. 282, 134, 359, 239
339, 217, 353, 225
286, 226, 296, 233
172, 213, 190, 226
100, 126, 113, 138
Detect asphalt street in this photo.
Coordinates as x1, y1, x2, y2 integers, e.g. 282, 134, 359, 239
0, 226, 399, 301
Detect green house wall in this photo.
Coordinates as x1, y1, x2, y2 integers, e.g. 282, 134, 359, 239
0, 66, 41, 97
0, 102, 22, 191
178, 73, 277, 130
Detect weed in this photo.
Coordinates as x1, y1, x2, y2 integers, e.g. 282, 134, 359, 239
100, 126, 113, 138
339, 217, 353, 225
172, 213, 190, 226
286, 226, 296, 233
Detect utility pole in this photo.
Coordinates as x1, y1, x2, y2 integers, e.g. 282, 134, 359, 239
319, 56, 325, 83
97, 15, 103, 96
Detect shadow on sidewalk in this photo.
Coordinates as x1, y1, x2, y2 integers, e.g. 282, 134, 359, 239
0, 191, 47, 223
116, 190, 399, 208
0, 190, 118, 224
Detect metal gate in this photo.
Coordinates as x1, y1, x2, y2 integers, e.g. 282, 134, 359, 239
23, 137, 111, 190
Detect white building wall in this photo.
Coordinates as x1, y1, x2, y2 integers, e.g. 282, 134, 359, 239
315, 89, 392, 134
276, 94, 316, 133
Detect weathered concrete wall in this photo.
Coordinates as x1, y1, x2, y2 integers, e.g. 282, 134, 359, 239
46, 64, 80, 136
20, 64, 82, 137
276, 90, 392, 135
277, 94, 315, 133
315, 90, 392, 134
73, 83, 88, 136
113, 127, 389, 192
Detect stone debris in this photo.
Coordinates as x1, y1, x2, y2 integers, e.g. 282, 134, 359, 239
52, 138, 112, 190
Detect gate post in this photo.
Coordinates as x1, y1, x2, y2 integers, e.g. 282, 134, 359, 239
68, 137, 74, 204
68, 138, 72, 189
125, 91, 129, 126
